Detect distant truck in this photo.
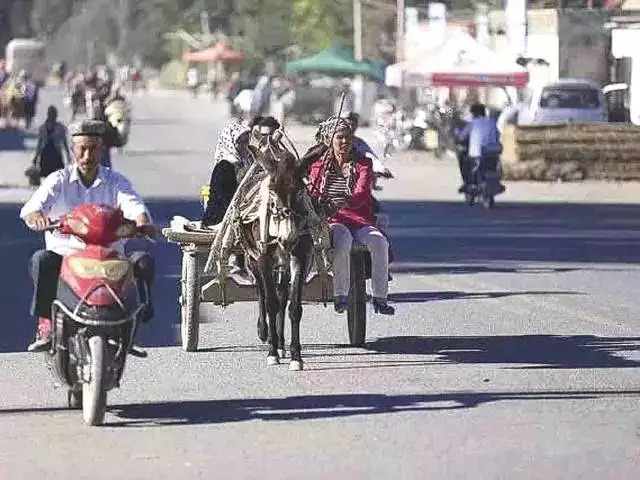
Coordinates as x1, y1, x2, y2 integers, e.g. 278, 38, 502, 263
5, 38, 47, 86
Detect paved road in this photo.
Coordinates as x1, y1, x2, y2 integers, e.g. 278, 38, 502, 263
1, 88, 640, 479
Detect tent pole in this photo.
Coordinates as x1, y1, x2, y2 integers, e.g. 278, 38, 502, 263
396, 0, 405, 63
353, 0, 363, 61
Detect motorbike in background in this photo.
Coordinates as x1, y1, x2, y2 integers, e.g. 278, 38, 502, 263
461, 150, 504, 209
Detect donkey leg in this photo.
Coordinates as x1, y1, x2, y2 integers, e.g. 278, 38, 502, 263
250, 261, 268, 343
276, 266, 291, 359
259, 256, 281, 365
288, 235, 313, 371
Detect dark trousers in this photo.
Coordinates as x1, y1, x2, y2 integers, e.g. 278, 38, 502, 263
459, 155, 499, 186
458, 152, 473, 186
29, 250, 154, 319
201, 160, 237, 227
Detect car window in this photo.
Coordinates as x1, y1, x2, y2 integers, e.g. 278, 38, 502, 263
539, 87, 601, 109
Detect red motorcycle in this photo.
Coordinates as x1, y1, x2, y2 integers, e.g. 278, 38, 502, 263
44, 204, 151, 426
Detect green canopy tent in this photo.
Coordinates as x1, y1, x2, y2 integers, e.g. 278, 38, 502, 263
285, 44, 384, 82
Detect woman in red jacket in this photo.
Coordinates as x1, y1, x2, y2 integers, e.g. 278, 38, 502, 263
307, 116, 394, 315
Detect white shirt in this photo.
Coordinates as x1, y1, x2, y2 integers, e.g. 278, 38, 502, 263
20, 164, 150, 256
463, 117, 501, 158
187, 68, 199, 87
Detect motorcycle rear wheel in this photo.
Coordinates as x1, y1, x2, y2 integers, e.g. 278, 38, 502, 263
82, 335, 108, 426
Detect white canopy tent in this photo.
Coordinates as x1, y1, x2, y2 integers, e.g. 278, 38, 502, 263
386, 28, 529, 89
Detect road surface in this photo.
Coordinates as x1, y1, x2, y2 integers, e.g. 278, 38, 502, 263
0, 88, 639, 479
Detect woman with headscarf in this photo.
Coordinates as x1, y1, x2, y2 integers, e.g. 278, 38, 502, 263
305, 116, 394, 315
202, 117, 280, 227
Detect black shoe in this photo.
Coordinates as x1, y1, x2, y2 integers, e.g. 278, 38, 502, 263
129, 344, 148, 358
372, 298, 395, 315
27, 335, 51, 353
458, 185, 466, 194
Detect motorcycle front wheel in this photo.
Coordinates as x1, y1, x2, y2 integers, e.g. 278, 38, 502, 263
82, 335, 108, 426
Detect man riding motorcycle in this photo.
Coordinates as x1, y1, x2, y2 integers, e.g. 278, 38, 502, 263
20, 120, 156, 353
455, 103, 506, 194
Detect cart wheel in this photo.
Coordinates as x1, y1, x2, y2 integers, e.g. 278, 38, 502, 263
181, 250, 200, 352
347, 249, 367, 347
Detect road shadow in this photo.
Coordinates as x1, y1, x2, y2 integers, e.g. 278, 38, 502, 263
383, 200, 640, 267
0, 128, 37, 151
389, 263, 634, 275
4, 389, 638, 426
2, 198, 640, 352
388, 290, 581, 304
365, 335, 640, 369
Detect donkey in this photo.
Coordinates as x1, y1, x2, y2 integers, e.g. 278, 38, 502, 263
238, 130, 321, 371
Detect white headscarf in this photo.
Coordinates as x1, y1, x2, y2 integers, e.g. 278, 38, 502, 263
212, 120, 251, 168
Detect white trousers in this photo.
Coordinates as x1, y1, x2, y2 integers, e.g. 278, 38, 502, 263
331, 224, 389, 299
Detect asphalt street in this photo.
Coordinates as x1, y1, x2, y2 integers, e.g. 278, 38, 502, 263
0, 88, 639, 479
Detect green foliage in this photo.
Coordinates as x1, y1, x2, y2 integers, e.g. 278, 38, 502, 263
291, 0, 353, 56
31, 0, 75, 39
229, 0, 293, 69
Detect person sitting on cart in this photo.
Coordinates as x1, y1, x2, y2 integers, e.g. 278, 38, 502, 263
201, 116, 281, 275
305, 116, 394, 316
202, 116, 281, 228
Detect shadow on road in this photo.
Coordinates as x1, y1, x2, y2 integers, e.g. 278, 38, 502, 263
389, 290, 581, 303
384, 200, 640, 267
2, 197, 640, 353
0, 128, 36, 151
365, 335, 640, 369
3, 389, 638, 426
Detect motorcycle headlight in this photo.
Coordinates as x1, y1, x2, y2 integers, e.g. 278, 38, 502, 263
67, 258, 131, 281
66, 217, 89, 236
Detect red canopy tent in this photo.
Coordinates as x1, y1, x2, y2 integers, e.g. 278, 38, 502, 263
182, 42, 245, 63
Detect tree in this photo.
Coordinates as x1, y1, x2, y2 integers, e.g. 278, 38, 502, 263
291, 0, 353, 56
31, 0, 75, 39
229, 0, 293, 71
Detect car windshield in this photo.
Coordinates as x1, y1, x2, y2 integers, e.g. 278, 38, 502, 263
539, 87, 601, 109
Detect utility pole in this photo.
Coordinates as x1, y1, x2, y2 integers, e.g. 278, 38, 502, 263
396, 0, 405, 62
200, 10, 212, 46
353, 0, 363, 61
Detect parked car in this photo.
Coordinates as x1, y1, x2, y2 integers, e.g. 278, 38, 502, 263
516, 79, 608, 126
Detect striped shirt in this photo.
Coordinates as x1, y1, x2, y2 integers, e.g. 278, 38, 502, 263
324, 170, 349, 203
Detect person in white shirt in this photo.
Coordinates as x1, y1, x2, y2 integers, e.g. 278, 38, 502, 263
20, 120, 156, 352
186, 67, 199, 97
455, 103, 505, 194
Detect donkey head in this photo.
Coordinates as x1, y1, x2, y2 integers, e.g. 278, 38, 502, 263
248, 129, 305, 250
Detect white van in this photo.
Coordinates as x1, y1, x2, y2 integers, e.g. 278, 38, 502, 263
5, 38, 47, 86
517, 79, 608, 126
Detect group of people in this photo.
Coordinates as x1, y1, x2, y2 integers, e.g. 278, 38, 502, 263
0, 63, 39, 128
201, 112, 395, 316
20, 108, 394, 353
